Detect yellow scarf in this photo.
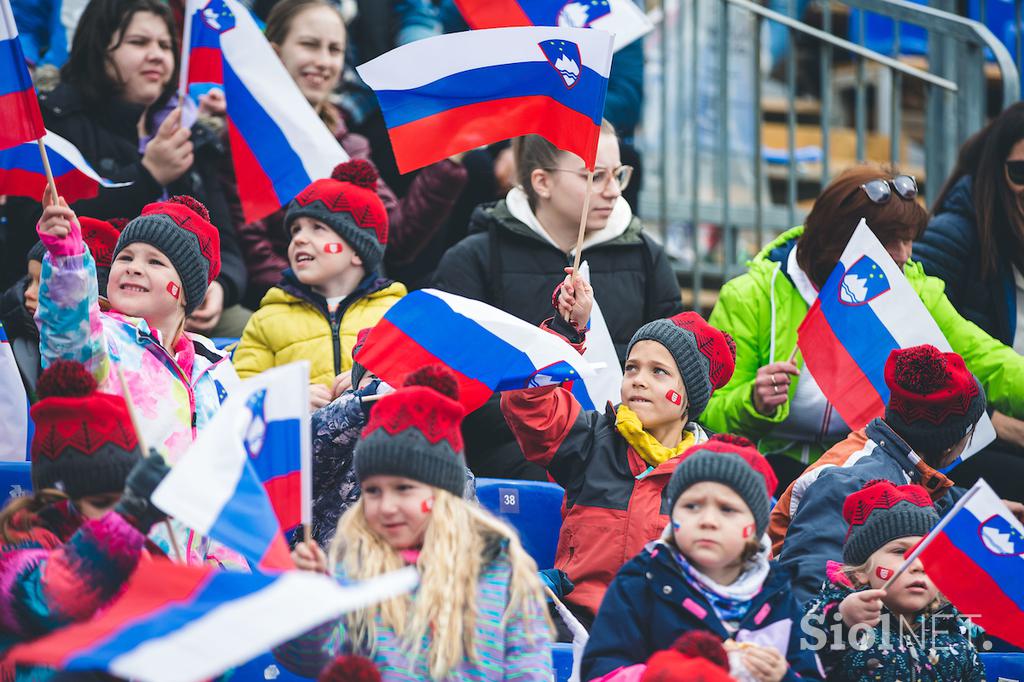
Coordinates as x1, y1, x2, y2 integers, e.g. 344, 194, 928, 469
615, 405, 696, 468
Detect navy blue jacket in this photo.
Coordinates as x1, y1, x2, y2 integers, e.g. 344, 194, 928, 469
581, 541, 824, 681
915, 175, 1017, 346
780, 420, 966, 605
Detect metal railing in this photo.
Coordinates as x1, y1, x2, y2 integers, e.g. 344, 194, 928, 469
639, 0, 1020, 308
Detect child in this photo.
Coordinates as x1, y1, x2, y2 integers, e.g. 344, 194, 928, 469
275, 366, 552, 680
581, 435, 823, 681
34, 189, 242, 567
233, 160, 406, 411
803, 480, 985, 681
0, 360, 169, 677
501, 305, 737, 628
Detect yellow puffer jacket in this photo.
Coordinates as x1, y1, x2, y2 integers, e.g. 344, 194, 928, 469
234, 276, 407, 387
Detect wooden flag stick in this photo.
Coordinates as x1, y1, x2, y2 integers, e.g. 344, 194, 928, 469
787, 345, 801, 365
36, 138, 58, 202
115, 365, 184, 564
571, 170, 595, 274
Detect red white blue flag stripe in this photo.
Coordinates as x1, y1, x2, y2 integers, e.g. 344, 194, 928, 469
152, 363, 312, 571
8, 560, 418, 682
179, 0, 347, 223
357, 289, 600, 413
0, 130, 128, 203
357, 26, 613, 174
0, 0, 44, 149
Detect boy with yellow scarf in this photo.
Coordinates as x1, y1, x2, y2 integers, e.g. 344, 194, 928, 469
501, 283, 736, 634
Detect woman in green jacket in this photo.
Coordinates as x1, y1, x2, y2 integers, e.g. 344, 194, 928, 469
704, 164, 1024, 494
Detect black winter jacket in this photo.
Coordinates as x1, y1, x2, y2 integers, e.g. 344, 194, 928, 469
26, 83, 247, 307
915, 175, 1017, 345
0, 277, 40, 395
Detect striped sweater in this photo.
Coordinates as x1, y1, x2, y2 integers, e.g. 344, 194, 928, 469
273, 548, 552, 680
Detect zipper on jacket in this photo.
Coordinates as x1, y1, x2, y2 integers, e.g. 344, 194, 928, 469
330, 315, 342, 376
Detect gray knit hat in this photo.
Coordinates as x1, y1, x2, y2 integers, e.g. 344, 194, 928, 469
354, 366, 466, 496
113, 196, 221, 315
842, 480, 939, 566
665, 435, 778, 537
626, 313, 736, 419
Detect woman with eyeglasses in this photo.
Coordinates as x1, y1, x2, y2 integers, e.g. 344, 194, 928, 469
702, 164, 1024, 497
433, 121, 683, 480
915, 102, 1024, 461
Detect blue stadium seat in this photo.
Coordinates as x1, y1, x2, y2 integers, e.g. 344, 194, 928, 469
551, 642, 575, 682
0, 462, 32, 504
982, 652, 1024, 681
476, 478, 564, 569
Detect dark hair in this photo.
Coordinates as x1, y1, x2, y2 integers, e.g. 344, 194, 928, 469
797, 164, 928, 288
61, 0, 179, 110
512, 120, 618, 210
930, 102, 1024, 278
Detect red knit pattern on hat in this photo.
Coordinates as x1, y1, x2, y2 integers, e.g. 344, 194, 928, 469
78, 217, 123, 269
884, 345, 979, 424
668, 312, 737, 390
678, 433, 779, 497
140, 196, 222, 282
292, 168, 389, 247
842, 479, 933, 529
362, 386, 465, 452
318, 655, 380, 682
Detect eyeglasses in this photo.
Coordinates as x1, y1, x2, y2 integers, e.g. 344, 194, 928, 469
858, 175, 918, 204
543, 164, 634, 191
1007, 160, 1024, 185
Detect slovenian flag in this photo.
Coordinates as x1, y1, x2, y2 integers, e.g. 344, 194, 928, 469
797, 219, 994, 457
0, 321, 29, 461
0, 130, 129, 203
0, 0, 44, 150
8, 559, 418, 682
151, 363, 311, 571
906, 479, 1024, 649
356, 289, 600, 413
356, 26, 613, 174
179, 0, 348, 223
453, 0, 652, 52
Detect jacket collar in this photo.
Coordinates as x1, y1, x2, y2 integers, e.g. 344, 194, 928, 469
864, 418, 954, 499
504, 186, 634, 253
277, 269, 390, 314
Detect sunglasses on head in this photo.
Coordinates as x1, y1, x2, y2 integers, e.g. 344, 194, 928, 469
1007, 160, 1024, 185
857, 175, 919, 204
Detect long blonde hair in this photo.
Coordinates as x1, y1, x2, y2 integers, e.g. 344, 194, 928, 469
329, 490, 552, 678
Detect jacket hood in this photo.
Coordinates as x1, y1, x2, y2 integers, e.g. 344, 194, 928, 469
263, 270, 405, 310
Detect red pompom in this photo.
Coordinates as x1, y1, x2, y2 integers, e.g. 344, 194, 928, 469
36, 360, 97, 400
404, 365, 460, 401
707, 433, 756, 449
671, 631, 730, 671
318, 655, 381, 682
168, 195, 211, 223
892, 344, 949, 394
331, 159, 379, 190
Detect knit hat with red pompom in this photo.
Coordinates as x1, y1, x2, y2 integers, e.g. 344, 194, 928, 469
626, 312, 736, 420
318, 655, 380, 682
665, 434, 779, 537
30, 360, 143, 499
842, 479, 939, 566
884, 344, 986, 455
355, 365, 466, 496
80, 216, 125, 297
642, 631, 733, 682
286, 159, 389, 272
113, 196, 221, 314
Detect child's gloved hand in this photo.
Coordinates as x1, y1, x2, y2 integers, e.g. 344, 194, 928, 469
36, 185, 83, 257
115, 450, 171, 533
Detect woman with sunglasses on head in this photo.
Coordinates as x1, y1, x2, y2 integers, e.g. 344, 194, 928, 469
914, 102, 1024, 465
433, 121, 683, 480
702, 163, 1024, 497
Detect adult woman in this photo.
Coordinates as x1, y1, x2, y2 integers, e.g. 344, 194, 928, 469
704, 164, 1024, 493
36, 0, 247, 333
237, 0, 468, 309
915, 102, 1024, 455
433, 124, 683, 479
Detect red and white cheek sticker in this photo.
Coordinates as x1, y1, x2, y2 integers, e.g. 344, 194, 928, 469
665, 390, 683, 405
742, 524, 755, 538
323, 243, 344, 254
421, 497, 434, 513
166, 282, 180, 299
875, 566, 894, 581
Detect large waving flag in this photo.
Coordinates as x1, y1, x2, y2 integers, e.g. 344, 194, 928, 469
0, 130, 129, 203
0, 0, 44, 149
356, 289, 600, 413
0, 321, 29, 461
797, 219, 994, 457
152, 363, 311, 571
357, 26, 613, 174
902, 479, 1024, 648
179, 0, 348, 223
454, 0, 652, 52
9, 559, 418, 682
